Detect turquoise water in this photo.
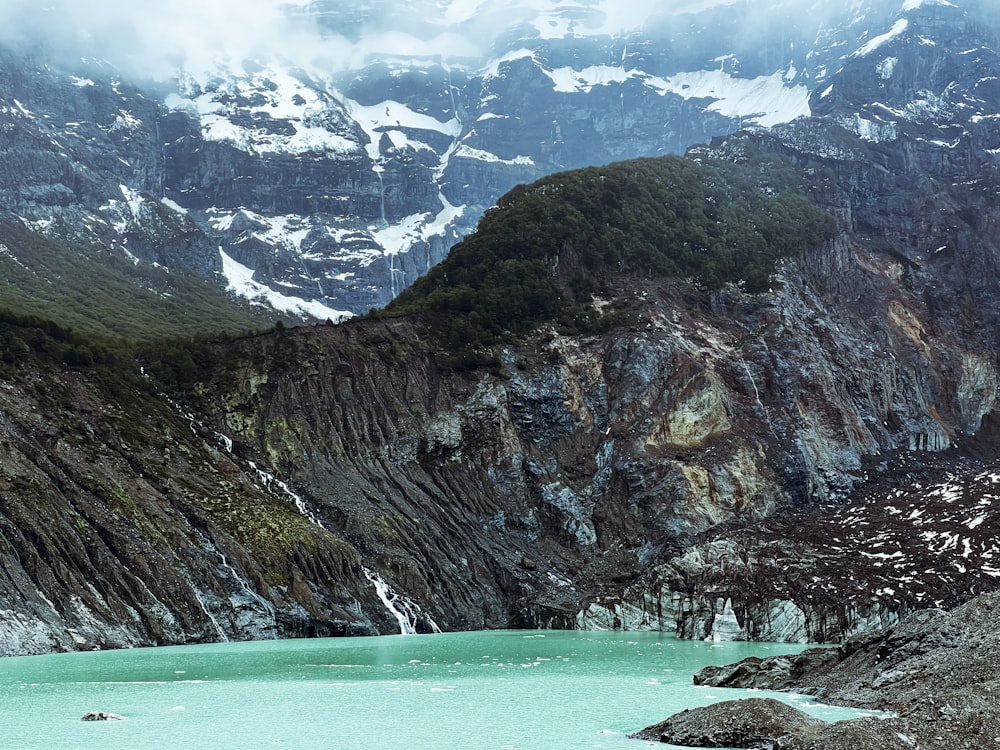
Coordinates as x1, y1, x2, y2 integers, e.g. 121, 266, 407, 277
0, 631, 870, 749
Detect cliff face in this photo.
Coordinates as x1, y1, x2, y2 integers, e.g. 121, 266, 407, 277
0, 359, 396, 654
1, 1, 999, 652
6, 100, 1000, 649
188, 116, 1000, 633
189, 1, 1000, 628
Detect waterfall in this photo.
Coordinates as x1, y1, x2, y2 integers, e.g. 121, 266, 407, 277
362, 567, 442, 636
388, 252, 406, 299
186, 577, 228, 642
298, 255, 325, 298
216, 550, 278, 636
248, 460, 325, 529
375, 166, 386, 227
445, 66, 458, 118
248, 465, 440, 635
742, 359, 774, 432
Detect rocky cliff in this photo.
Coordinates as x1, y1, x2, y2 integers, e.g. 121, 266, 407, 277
648, 590, 1000, 749
1, 0, 1000, 652
181, 107, 1000, 640
0, 349, 401, 654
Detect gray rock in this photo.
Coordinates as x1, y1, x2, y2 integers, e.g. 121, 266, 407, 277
646, 593, 1000, 750
80, 711, 126, 721
694, 649, 844, 690
630, 697, 824, 747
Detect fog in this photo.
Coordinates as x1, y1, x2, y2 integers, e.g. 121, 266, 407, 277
0, 0, 957, 80
0, 0, 725, 77
0, 1, 328, 78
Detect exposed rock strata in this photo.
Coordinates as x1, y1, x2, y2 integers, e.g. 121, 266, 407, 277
0, 361, 389, 654
647, 591, 1000, 750
2, 1, 1000, 652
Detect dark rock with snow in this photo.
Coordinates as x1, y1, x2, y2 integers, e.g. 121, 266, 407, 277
647, 592, 1000, 750
4, 0, 984, 318
80, 712, 126, 721
631, 697, 824, 747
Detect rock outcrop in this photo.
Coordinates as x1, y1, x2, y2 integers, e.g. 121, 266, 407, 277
631, 697, 825, 748
0, 356, 393, 654
635, 701, 919, 750
80, 712, 126, 722
652, 591, 1000, 750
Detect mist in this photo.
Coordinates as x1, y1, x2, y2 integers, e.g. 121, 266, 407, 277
0, 0, 693, 79
0, 0, 950, 81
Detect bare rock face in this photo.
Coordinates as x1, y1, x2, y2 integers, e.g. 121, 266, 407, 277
657, 592, 1000, 750
0, 360, 387, 654
693, 649, 842, 691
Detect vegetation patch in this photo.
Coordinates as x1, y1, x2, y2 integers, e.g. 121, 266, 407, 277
0, 219, 267, 342
385, 153, 835, 358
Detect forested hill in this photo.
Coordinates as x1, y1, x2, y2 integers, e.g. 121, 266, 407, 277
386, 154, 835, 352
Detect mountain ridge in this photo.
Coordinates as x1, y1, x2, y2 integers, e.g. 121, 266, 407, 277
0, 0, 1000, 652
0, 0, 960, 319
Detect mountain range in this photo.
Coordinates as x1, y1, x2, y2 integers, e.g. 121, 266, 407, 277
0, 0, 959, 320
0, 0, 999, 653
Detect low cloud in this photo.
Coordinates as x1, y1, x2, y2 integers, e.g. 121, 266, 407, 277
0, 1, 933, 82
0, 0, 669, 78
0, 0, 321, 78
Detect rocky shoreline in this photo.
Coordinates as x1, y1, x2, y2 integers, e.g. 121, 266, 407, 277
633, 591, 1000, 749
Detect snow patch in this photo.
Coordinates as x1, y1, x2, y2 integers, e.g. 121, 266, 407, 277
371, 192, 467, 257
902, 0, 956, 10
160, 197, 189, 215
657, 69, 812, 128
853, 19, 909, 58
546, 64, 638, 93
219, 249, 353, 322
169, 68, 361, 156
345, 97, 462, 162
840, 114, 898, 142
453, 144, 534, 166
877, 57, 898, 80
534, 61, 809, 127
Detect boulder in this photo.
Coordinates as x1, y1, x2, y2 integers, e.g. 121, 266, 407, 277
80, 711, 126, 721
630, 697, 824, 747
694, 648, 843, 690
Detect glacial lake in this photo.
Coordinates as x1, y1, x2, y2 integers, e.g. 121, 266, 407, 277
0, 630, 872, 749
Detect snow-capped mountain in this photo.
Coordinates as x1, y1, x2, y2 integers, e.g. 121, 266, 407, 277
5, 0, 1000, 652
0, 0, 994, 318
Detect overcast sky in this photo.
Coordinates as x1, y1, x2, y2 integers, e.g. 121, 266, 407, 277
0, 0, 322, 77
0, 0, 710, 78
0, 0, 923, 80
